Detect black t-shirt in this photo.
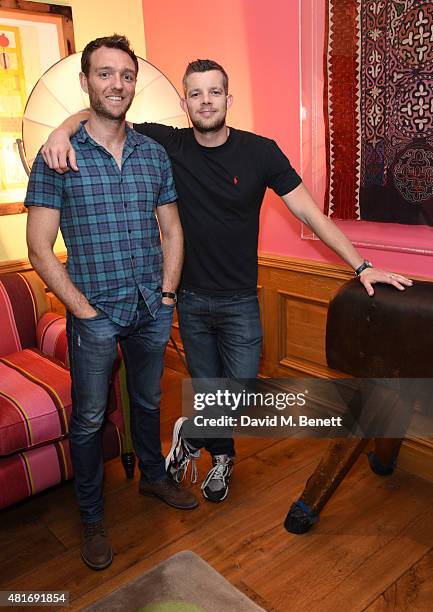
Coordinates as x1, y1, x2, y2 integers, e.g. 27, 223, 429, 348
133, 123, 302, 294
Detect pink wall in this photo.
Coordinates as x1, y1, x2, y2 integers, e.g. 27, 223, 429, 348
142, 0, 432, 277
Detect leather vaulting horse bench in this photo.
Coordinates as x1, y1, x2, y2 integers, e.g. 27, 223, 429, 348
284, 278, 433, 534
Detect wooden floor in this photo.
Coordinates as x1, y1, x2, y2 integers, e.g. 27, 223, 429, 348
2, 368, 433, 611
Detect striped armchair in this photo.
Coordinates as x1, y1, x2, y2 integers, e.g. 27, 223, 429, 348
0, 270, 135, 510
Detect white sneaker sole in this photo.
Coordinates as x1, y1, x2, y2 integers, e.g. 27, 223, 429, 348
165, 416, 189, 471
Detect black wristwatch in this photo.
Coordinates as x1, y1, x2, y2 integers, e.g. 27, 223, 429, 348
161, 291, 177, 304
355, 260, 373, 276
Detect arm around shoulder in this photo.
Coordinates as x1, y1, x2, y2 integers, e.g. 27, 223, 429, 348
41, 110, 89, 173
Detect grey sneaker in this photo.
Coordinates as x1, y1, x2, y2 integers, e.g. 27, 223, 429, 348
201, 454, 234, 502
165, 417, 200, 483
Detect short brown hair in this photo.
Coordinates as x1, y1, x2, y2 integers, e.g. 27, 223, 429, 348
81, 34, 138, 77
182, 59, 229, 94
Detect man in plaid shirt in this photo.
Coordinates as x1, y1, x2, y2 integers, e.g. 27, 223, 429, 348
25, 35, 198, 571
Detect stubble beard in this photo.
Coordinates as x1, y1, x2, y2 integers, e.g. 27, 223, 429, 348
88, 89, 133, 122
191, 112, 227, 134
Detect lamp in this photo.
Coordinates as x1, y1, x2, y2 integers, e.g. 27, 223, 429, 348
18, 52, 188, 173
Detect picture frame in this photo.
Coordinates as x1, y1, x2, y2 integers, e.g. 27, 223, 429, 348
0, 0, 75, 216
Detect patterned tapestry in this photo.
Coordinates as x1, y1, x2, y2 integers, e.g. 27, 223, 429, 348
325, 0, 433, 226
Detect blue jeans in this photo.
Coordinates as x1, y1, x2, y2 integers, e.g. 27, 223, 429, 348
177, 289, 262, 456
66, 299, 174, 523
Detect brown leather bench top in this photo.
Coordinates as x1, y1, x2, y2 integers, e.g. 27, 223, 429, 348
326, 279, 433, 377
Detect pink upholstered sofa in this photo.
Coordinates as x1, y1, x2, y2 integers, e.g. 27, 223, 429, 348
0, 270, 134, 510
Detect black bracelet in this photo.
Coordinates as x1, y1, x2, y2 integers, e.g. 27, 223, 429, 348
355, 260, 373, 276
162, 291, 177, 303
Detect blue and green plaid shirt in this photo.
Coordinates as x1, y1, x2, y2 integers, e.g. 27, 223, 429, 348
25, 123, 177, 325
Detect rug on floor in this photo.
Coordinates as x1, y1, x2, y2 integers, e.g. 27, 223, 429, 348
84, 550, 266, 612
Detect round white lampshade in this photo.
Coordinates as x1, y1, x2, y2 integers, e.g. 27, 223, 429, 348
22, 52, 188, 167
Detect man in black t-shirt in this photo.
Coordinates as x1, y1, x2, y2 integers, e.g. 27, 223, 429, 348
41, 58, 412, 505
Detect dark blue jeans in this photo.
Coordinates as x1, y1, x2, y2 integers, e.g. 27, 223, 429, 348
177, 289, 262, 456
66, 299, 174, 524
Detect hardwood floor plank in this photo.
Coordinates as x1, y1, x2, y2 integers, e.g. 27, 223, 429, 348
0, 520, 66, 586
69, 457, 323, 610
364, 548, 433, 612
240, 465, 433, 612
4, 437, 325, 606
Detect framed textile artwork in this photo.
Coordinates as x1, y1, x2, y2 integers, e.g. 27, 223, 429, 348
300, 0, 433, 254
0, 1, 75, 215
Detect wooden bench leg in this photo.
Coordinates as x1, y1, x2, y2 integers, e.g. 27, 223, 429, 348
285, 438, 367, 534
284, 379, 415, 535
368, 438, 403, 476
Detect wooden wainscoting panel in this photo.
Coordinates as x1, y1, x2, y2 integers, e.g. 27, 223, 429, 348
399, 438, 433, 484
258, 254, 351, 377
278, 290, 329, 371
0, 253, 67, 274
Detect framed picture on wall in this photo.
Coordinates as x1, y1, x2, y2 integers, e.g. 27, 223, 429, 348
300, 0, 433, 256
0, 1, 75, 216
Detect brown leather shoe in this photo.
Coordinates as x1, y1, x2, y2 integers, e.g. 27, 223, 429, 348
81, 520, 113, 570
139, 476, 199, 509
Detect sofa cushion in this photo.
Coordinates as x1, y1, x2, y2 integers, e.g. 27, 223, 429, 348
0, 348, 72, 456
37, 312, 69, 368
0, 422, 121, 509
0, 271, 50, 358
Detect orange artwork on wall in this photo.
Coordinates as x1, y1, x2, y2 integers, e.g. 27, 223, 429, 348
0, 2, 74, 215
